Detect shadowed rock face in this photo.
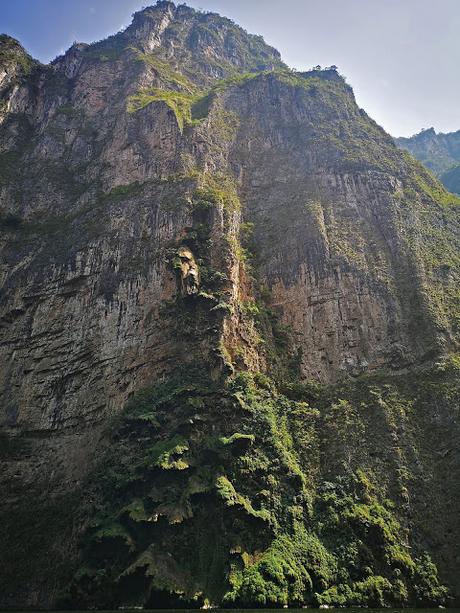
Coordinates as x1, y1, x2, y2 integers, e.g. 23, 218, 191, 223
0, 2, 459, 609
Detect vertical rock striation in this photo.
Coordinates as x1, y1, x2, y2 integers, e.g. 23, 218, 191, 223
0, 2, 459, 608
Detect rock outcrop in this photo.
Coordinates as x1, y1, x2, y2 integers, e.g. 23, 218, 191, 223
1, 2, 459, 608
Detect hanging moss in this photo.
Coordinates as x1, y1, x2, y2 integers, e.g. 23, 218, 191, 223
61, 361, 455, 608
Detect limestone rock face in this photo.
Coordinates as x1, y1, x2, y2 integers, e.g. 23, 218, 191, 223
0, 2, 459, 609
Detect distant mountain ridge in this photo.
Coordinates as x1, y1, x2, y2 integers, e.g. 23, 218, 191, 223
395, 127, 460, 194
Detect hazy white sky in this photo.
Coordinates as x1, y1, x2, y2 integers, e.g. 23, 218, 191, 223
2, 0, 459, 136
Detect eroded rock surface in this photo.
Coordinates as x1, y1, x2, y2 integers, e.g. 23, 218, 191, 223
0, 2, 459, 608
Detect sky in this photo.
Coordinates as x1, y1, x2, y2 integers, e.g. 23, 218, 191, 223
1, 0, 459, 137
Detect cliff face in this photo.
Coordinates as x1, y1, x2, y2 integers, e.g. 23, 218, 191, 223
0, 1, 282, 496
1, 2, 459, 609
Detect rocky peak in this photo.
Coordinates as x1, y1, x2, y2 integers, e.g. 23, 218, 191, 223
413, 126, 436, 139
51, 42, 89, 79
126, 0, 283, 66
127, 1, 176, 52
0, 34, 30, 63
80, 1, 284, 84
395, 126, 460, 177
48, 0, 285, 89
0, 35, 39, 123
0, 35, 37, 92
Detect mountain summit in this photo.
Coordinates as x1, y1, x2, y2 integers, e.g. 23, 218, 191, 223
53, 1, 285, 84
1, 2, 459, 608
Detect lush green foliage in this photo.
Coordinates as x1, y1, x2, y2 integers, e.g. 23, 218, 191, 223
126, 67, 261, 130
0, 34, 35, 75
133, 49, 198, 93
193, 174, 241, 212
62, 361, 455, 608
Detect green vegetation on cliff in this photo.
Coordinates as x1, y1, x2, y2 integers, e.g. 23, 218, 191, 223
57, 358, 456, 608
0, 34, 36, 75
